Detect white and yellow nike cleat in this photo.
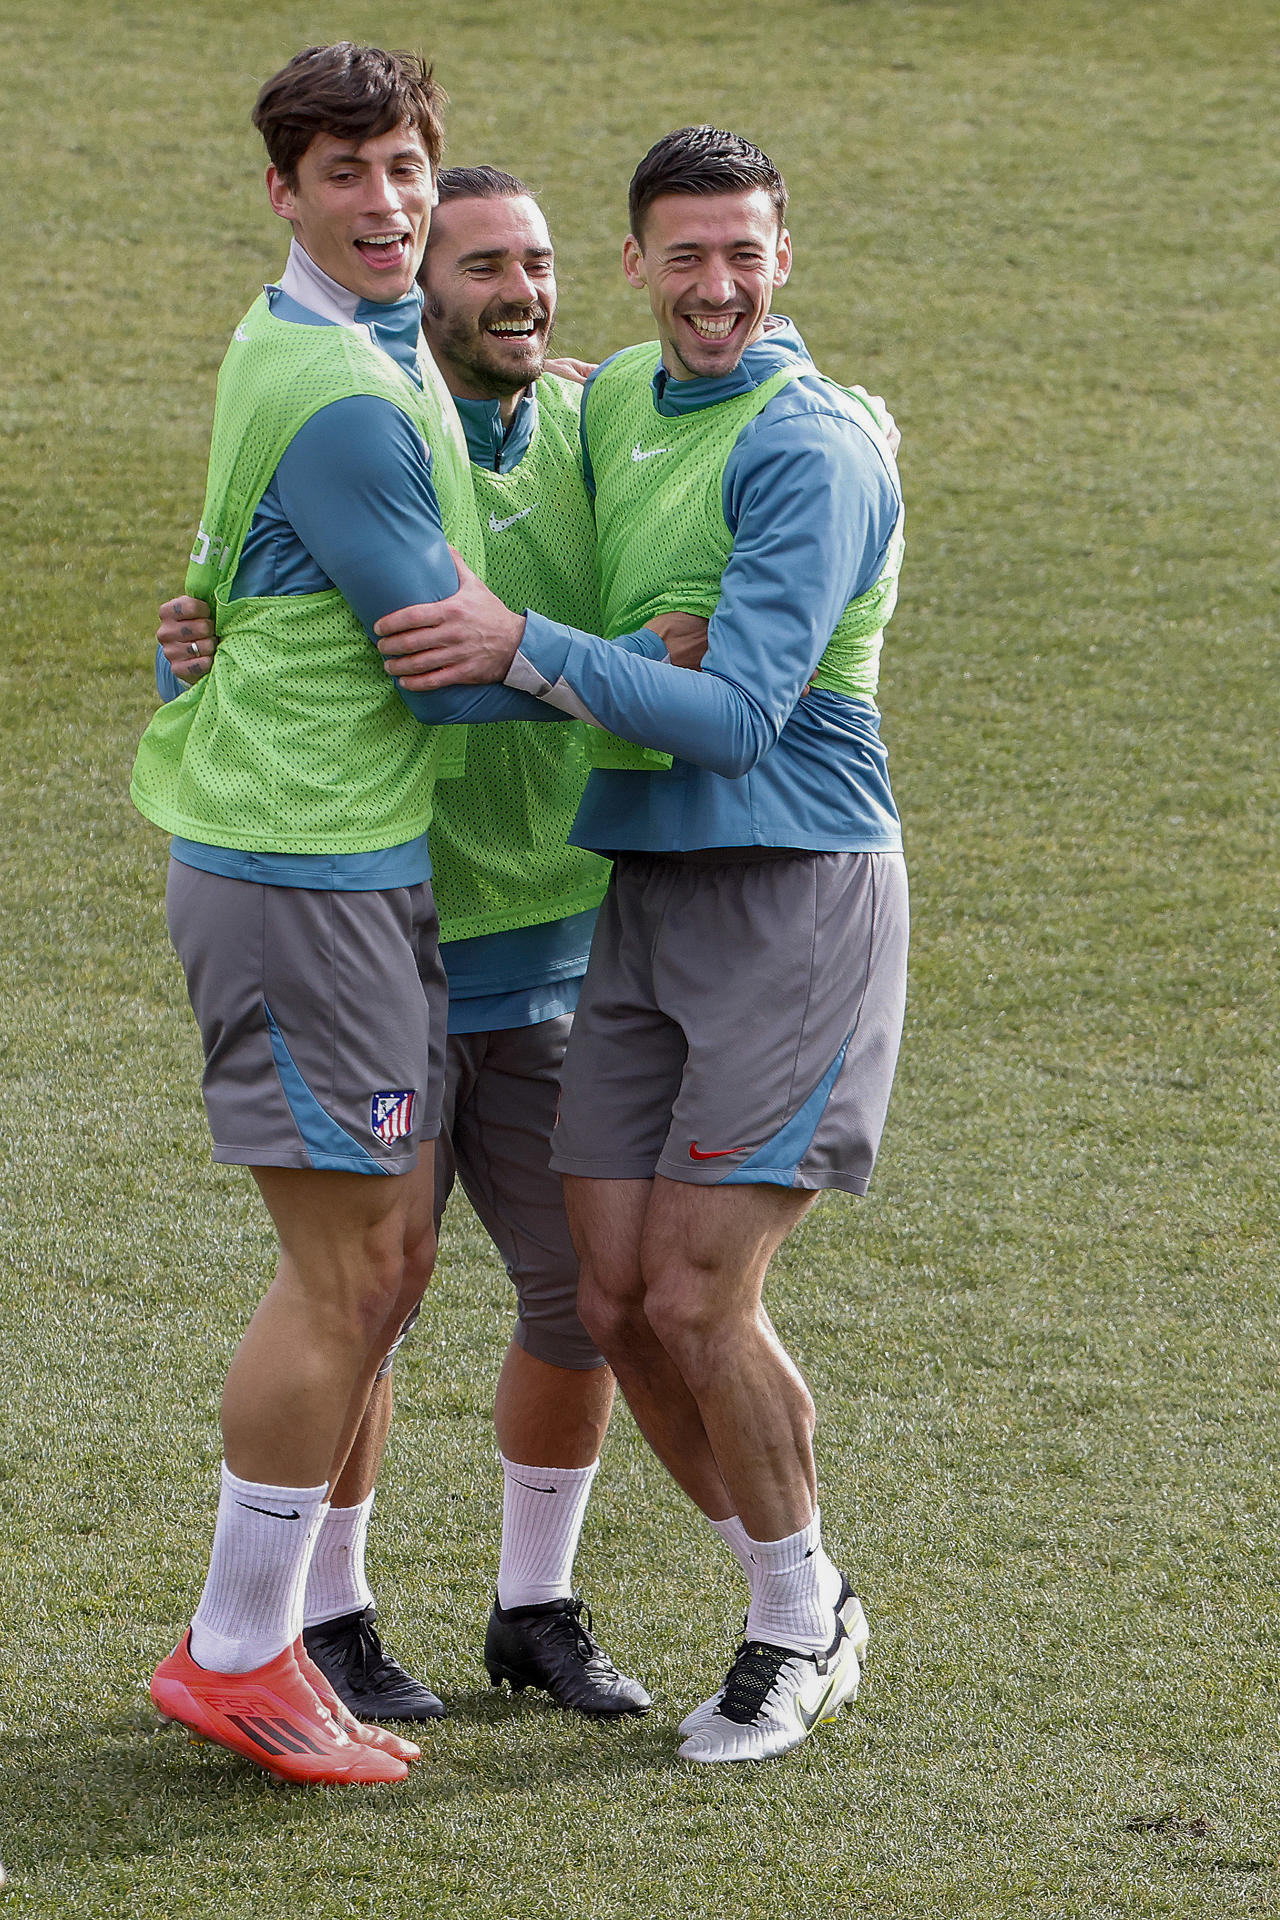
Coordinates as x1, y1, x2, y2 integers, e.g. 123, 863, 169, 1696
676, 1614, 862, 1764
677, 1581, 868, 1739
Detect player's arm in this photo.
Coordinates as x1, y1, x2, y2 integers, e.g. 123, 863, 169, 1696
150, 393, 464, 690
151, 397, 554, 725
272, 396, 557, 725
274, 395, 459, 623
375, 410, 898, 776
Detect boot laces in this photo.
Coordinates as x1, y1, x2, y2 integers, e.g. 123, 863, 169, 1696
715, 1640, 798, 1724
544, 1595, 597, 1663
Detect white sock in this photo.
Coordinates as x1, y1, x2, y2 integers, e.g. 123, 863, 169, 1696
289, 1501, 329, 1645
496, 1454, 599, 1610
709, 1512, 753, 1587
743, 1508, 843, 1656
189, 1464, 328, 1674
303, 1490, 377, 1628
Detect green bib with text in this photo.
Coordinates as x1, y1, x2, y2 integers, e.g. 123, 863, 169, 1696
130, 296, 483, 853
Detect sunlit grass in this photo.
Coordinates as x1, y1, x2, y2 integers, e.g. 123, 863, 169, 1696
2, 1, 1278, 1913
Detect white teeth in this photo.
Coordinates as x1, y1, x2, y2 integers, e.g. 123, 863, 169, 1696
360, 235, 406, 249
686, 314, 737, 339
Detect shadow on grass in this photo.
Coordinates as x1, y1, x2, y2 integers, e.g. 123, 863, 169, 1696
0, 1695, 680, 1875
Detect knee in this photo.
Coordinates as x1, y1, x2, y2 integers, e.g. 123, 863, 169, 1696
642, 1281, 710, 1364
576, 1262, 646, 1360
376, 1231, 436, 1350
346, 1218, 435, 1347
401, 1218, 437, 1301
642, 1272, 732, 1384
346, 1264, 409, 1350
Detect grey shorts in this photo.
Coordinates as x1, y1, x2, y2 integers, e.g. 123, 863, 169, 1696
434, 1018, 604, 1371
550, 850, 908, 1195
166, 859, 448, 1175
377, 1015, 605, 1379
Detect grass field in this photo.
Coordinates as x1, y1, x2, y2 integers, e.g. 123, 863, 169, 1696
2, 0, 1278, 1913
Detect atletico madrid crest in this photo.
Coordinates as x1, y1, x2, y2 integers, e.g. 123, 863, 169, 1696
371, 1089, 415, 1145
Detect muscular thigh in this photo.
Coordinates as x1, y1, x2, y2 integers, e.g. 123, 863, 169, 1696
640, 1176, 815, 1319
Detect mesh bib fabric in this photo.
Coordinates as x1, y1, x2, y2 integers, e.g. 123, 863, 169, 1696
430, 377, 611, 940
130, 295, 482, 853
583, 342, 904, 769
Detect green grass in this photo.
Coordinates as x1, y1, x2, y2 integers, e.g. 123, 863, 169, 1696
2, 0, 1279, 1912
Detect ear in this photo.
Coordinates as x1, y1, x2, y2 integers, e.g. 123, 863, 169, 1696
622, 233, 646, 290
266, 165, 296, 224
773, 228, 793, 288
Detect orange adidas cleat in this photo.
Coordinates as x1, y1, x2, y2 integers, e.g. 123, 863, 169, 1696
150, 1634, 408, 1785
294, 1639, 421, 1765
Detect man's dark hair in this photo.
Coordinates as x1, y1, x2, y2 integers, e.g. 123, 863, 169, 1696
252, 43, 447, 185
435, 164, 531, 204
628, 126, 788, 243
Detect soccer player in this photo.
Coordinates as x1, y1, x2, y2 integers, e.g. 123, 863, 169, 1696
155, 168, 653, 1719
374, 126, 909, 1763
130, 43, 488, 1785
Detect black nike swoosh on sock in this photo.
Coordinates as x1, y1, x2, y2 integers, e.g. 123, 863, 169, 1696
510, 1479, 558, 1494
237, 1502, 302, 1520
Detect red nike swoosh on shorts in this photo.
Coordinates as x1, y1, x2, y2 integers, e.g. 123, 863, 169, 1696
688, 1142, 747, 1160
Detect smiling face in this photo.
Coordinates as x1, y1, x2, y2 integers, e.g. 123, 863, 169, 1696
419, 194, 557, 404
267, 123, 435, 304
622, 188, 792, 380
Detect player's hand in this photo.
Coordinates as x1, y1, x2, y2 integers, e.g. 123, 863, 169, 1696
158, 595, 216, 682
850, 384, 901, 458
644, 610, 710, 670
375, 550, 527, 690
543, 356, 597, 385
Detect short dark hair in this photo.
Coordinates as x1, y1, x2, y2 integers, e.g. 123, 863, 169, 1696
628, 126, 788, 243
435, 165, 531, 204
252, 43, 447, 185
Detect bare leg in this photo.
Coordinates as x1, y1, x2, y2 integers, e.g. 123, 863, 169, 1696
566, 1175, 734, 1520
494, 1343, 615, 1469
221, 1155, 437, 1488
325, 1337, 613, 1516
330, 1372, 394, 1508
640, 1177, 818, 1543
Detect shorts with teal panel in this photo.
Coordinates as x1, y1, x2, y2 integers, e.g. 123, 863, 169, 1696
378, 1015, 605, 1380
550, 850, 908, 1195
166, 859, 448, 1175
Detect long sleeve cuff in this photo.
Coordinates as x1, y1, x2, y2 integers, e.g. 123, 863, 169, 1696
504, 612, 770, 778
507, 611, 675, 722
505, 614, 599, 720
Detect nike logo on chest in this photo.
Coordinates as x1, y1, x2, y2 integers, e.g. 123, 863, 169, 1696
488, 505, 538, 532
